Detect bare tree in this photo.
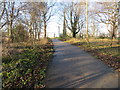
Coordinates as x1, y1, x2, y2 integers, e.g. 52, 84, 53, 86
95, 2, 119, 39
66, 2, 85, 38
41, 2, 55, 38
21, 2, 44, 41
63, 7, 67, 37
86, 0, 89, 42
0, 2, 27, 42
118, 1, 120, 39
0, 2, 6, 22
90, 16, 98, 38
56, 2, 68, 37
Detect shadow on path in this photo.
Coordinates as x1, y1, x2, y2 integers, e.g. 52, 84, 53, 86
45, 39, 118, 88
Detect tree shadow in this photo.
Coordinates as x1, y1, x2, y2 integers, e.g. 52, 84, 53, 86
45, 39, 118, 88
57, 69, 116, 88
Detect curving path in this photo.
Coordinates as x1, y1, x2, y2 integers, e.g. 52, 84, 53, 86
45, 39, 119, 88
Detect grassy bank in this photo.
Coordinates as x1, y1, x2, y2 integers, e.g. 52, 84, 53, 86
2, 38, 54, 88
59, 38, 120, 71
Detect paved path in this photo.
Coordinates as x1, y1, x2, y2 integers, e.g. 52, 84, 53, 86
45, 39, 118, 88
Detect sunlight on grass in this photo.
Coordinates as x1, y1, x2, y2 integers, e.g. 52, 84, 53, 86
64, 38, 120, 70
98, 48, 119, 56
65, 38, 83, 43
40, 38, 48, 45
65, 38, 120, 57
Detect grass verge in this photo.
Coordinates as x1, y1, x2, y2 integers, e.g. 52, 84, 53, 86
2, 38, 54, 88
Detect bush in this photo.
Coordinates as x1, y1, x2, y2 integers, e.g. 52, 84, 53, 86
13, 25, 29, 42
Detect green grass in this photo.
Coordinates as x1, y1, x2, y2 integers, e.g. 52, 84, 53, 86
2, 39, 54, 88
97, 47, 119, 56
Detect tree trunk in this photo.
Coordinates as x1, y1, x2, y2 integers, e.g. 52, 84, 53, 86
44, 23, 47, 38
43, 13, 47, 38
38, 21, 41, 40
112, 26, 116, 39
111, 32, 115, 39
9, 21, 14, 43
110, 24, 116, 39
35, 23, 37, 40
63, 9, 66, 37
86, 0, 89, 44
38, 32, 40, 40
73, 32, 76, 38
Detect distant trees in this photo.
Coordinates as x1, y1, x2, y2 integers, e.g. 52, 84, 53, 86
91, 17, 98, 38
0, 2, 20, 42
1, 1, 119, 42
57, 2, 68, 37
7, 2, 20, 42
57, 2, 85, 38
1, 1, 55, 43
95, 2, 119, 39
58, 1, 119, 40
0, 2, 5, 22
24, 2, 44, 40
